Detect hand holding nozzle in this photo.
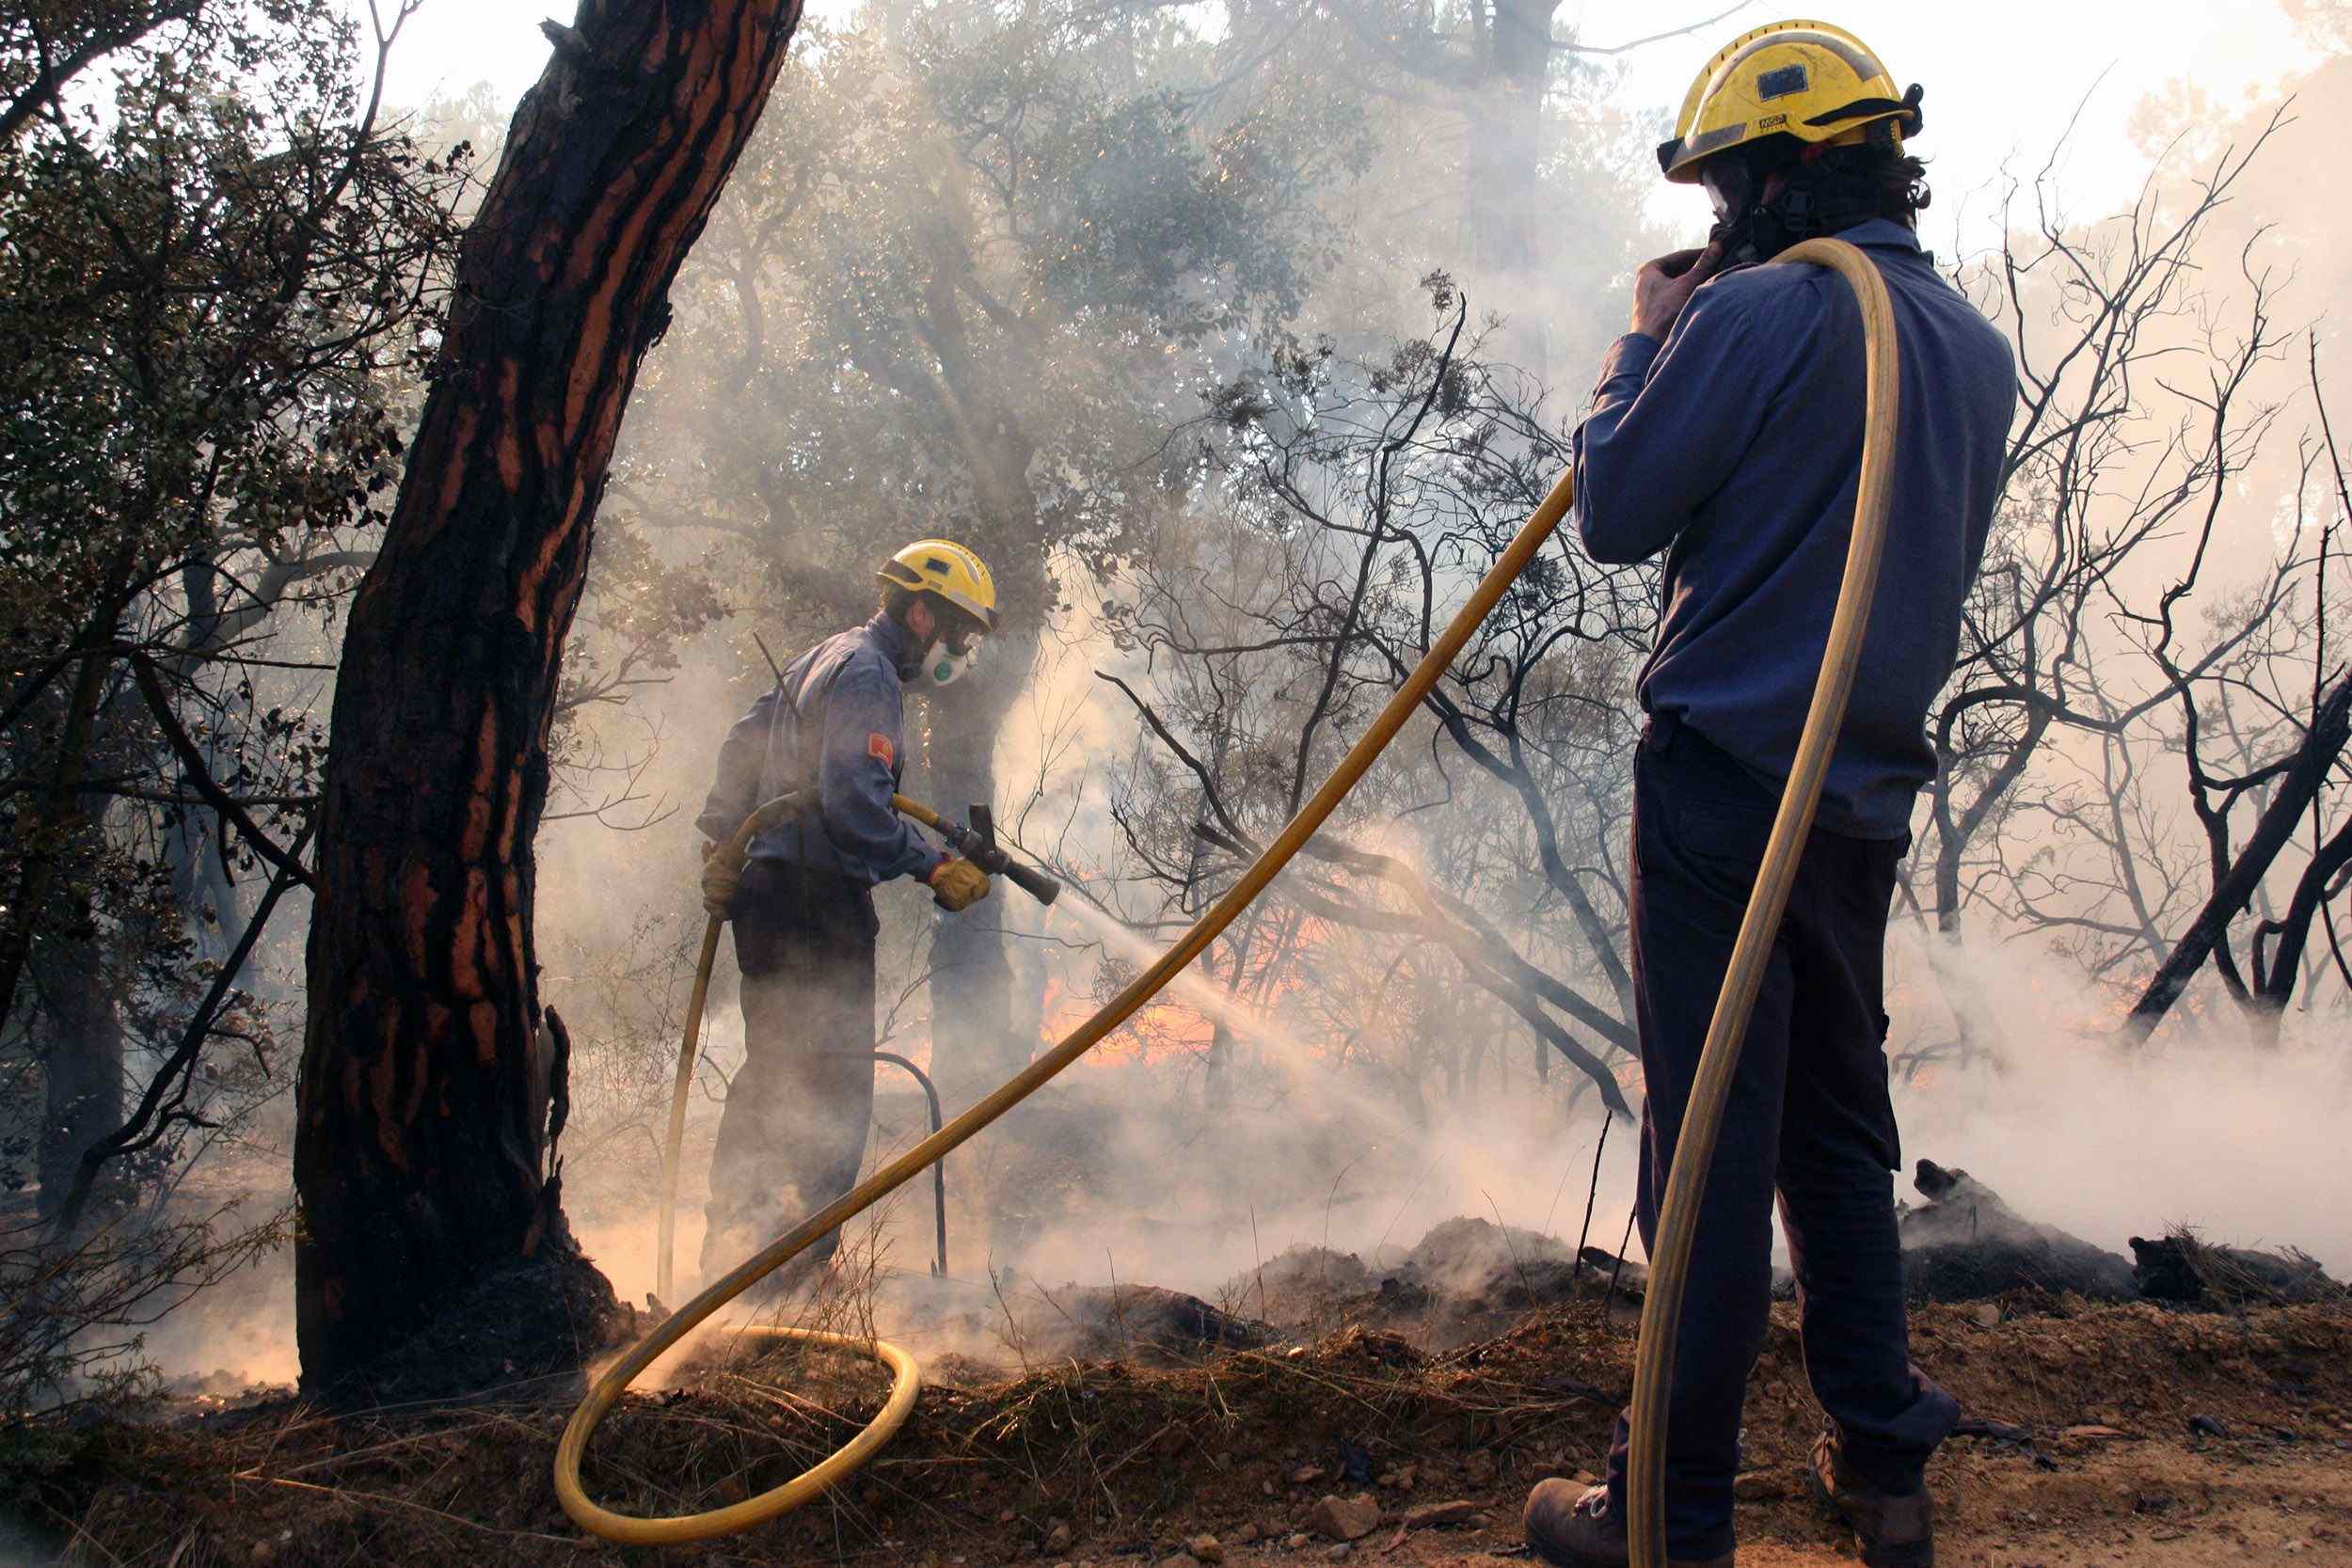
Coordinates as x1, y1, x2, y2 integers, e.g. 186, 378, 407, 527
891, 796, 1062, 907
927, 856, 992, 911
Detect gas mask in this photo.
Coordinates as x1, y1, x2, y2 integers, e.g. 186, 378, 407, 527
1700, 155, 1781, 270
917, 626, 984, 689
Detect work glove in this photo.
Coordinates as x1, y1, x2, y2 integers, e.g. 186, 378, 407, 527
928, 856, 992, 912
700, 840, 746, 918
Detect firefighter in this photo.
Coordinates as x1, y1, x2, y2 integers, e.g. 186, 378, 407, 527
1521, 23, 2014, 1568
692, 540, 1000, 1291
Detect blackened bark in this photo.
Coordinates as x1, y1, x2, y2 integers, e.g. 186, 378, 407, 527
2252, 816, 2352, 1017
33, 884, 122, 1223
2126, 673, 2352, 1039
294, 0, 804, 1393
0, 589, 126, 1035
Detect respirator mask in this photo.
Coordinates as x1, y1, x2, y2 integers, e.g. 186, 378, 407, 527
917, 624, 984, 689
1700, 157, 1765, 265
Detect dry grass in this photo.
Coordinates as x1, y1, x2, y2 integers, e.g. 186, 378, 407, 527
2158, 1226, 2349, 1308
20, 1289, 2352, 1567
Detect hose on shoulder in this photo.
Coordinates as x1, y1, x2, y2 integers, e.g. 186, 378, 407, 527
555, 237, 1899, 1564
1625, 236, 1899, 1568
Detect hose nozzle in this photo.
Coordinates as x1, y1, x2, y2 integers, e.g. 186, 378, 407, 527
889, 795, 1062, 905
957, 803, 1061, 905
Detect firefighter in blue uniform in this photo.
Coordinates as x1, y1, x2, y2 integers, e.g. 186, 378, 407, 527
693, 540, 1000, 1290
1521, 22, 2013, 1568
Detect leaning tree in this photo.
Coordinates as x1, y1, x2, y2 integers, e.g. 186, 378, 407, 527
294, 0, 807, 1394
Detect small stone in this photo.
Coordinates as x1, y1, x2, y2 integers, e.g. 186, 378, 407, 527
1262, 1481, 1279, 1497
1287, 1533, 1312, 1549
1972, 1303, 2001, 1328
1400, 1499, 1481, 1528
1464, 1450, 1498, 1486
2189, 1414, 2231, 1439
1235, 1522, 1260, 1544
1292, 1464, 1327, 1484
1186, 1535, 1223, 1563
998, 1509, 1018, 1525
1732, 1470, 1788, 1502
1046, 1522, 1073, 1552
1305, 1493, 1381, 1542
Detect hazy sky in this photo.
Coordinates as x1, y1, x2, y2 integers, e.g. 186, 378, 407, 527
360, 0, 2315, 257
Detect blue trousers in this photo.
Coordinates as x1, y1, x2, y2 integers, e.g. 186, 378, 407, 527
1603, 718, 1956, 1560
701, 859, 879, 1288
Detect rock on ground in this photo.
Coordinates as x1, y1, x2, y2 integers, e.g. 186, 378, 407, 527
1304, 1493, 1381, 1542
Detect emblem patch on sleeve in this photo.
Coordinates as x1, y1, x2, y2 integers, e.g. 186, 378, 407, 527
867, 732, 896, 768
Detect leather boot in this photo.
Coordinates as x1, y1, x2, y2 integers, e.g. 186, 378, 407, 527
1522, 1480, 1735, 1568
1809, 1432, 1934, 1567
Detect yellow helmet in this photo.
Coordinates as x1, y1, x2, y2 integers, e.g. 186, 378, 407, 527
1657, 20, 1922, 185
878, 539, 999, 631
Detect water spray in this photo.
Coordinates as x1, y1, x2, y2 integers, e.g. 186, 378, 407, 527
559, 238, 1901, 1568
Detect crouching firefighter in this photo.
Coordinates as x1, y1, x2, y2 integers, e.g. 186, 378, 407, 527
1520, 21, 2013, 1568
691, 540, 1002, 1291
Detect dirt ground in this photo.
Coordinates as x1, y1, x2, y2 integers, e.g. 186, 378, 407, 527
17, 1293, 2352, 1566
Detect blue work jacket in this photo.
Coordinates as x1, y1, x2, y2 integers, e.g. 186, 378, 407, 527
696, 613, 942, 886
1573, 218, 2016, 839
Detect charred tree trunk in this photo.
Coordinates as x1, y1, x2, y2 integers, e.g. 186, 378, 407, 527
0, 578, 130, 1036
33, 880, 123, 1224
294, 0, 804, 1395
2126, 673, 2352, 1040
2250, 815, 2352, 1026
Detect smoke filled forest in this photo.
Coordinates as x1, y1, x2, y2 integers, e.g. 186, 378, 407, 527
4, 0, 2352, 1563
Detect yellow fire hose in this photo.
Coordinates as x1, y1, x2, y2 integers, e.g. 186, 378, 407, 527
555, 237, 1899, 1565
654, 793, 805, 1308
